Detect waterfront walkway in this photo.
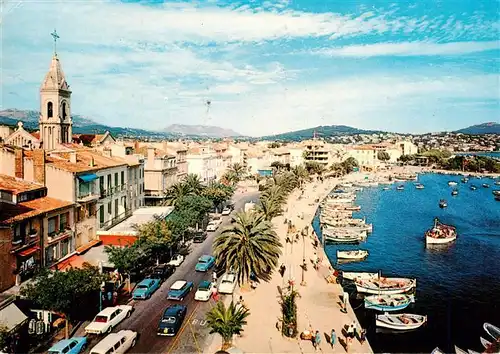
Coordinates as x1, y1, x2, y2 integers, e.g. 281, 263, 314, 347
205, 177, 373, 353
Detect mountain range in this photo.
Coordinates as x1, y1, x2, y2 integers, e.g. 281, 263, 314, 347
0, 109, 498, 139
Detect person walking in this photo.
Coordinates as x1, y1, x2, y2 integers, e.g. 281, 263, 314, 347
212, 271, 217, 283
359, 328, 366, 345
314, 330, 321, 351
330, 328, 336, 349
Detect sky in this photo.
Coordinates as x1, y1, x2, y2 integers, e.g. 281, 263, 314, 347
1, 0, 499, 137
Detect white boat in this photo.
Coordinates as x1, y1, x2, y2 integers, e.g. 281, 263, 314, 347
480, 337, 492, 349
396, 185, 404, 190
376, 313, 427, 330
467, 350, 481, 354
432, 347, 445, 354
416, 184, 425, 189
324, 233, 364, 244
337, 250, 369, 260
383, 187, 390, 190
355, 277, 416, 295
484, 322, 500, 341
364, 294, 415, 311
342, 272, 378, 281
425, 218, 457, 245
448, 181, 458, 186
455, 346, 468, 354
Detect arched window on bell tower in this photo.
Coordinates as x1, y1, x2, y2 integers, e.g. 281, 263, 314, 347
47, 102, 53, 118
62, 102, 67, 120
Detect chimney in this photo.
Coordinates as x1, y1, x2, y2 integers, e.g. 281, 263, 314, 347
134, 141, 139, 152
89, 157, 95, 167
14, 149, 24, 179
32, 150, 46, 185
103, 149, 112, 158
69, 151, 77, 163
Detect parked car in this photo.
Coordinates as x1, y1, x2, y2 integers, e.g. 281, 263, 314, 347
167, 280, 194, 301
132, 278, 161, 300
221, 205, 233, 215
195, 255, 215, 272
157, 304, 187, 336
48, 337, 87, 354
192, 231, 207, 243
218, 273, 237, 294
89, 330, 137, 354
167, 254, 184, 267
206, 222, 218, 232
194, 280, 213, 301
84, 305, 133, 335
148, 264, 175, 283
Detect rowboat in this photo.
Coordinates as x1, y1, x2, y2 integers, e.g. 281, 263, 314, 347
342, 272, 378, 281
416, 184, 425, 189
432, 347, 445, 354
470, 185, 477, 190
396, 185, 404, 190
324, 233, 364, 244
375, 313, 427, 330
481, 337, 492, 349
337, 250, 369, 260
448, 181, 458, 186
484, 322, 500, 341
451, 189, 459, 196
483, 183, 490, 188
364, 294, 415, 311
454, 346, 468, 354
356, 277, 416, 295
425, 218, 457, 245
439, 199, 448, 208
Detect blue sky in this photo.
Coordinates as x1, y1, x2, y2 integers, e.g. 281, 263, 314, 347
1, 0, 499, 136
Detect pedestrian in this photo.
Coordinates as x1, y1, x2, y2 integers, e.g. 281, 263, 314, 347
330, 328, 336, 348
112, 291, 118, 306
107, 290, 112, 305
212, 271, 217, 283
359, 328, 366, 345
212, 285, 219, 302
314, 330, 321, 351
279, 264, 286, 278
351, 321, 357, 338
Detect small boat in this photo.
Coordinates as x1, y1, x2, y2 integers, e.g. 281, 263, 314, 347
451, 189, 459, 196
344, 205, 361, 211
455, 346, 468, 354
375, 313, 427, 330
356, 277, 417, 295
470, 185, 477, 190
396, 185, 404, 190
364, 294, 415, 312
481, 337, 492, 349
483, 183, 490, 188
337, 250, 369, 260
342, 272, 378, 281
324, 233, 363, 244
495, 181, 500, 186
496, 195, 500, 201
425, 218, 457, 245
439, 199, 448, 208
492, 190, 500, 197
416, 184, 425, 189
432, 348, 445, 354
383, 187, 390, 190
467, 350, 481, 354
448, 181, 458, 186
461, 177, 469, 183
484, 322, 500, 341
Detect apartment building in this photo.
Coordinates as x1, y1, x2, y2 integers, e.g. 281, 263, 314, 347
288, 146, 305, 167
0, 174, 75, 291
142, 147, 177, 206
213, 144, 232, 179
345, 141, 417, 168
186, 145, 217, 183
301, 139, 332, 166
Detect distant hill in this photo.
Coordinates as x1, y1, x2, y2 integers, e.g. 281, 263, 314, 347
164, 124, 242, 138
261, 125, 386, 141
455, 122, 500, 135
0, 109, 170, 138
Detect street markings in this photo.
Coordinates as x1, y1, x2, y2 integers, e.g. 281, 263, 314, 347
191, 318, 207, 327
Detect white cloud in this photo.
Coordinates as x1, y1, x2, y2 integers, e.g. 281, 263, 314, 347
314, 41, 500, 57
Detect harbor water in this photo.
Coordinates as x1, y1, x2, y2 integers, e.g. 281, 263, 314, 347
312, 173, 500, 353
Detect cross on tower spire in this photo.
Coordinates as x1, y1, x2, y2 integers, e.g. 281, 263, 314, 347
50, 29, 60, 56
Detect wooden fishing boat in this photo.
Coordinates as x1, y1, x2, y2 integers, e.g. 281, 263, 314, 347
416, 184, 425, 189
426, 218, 457, 245
495, 181, 500, 186
481, 337, 492, 349
355, 277, 416, 295
492, 190, 500, 197
454, 346, 468, 354
396, 185, 404, 190
470, 185, 477, 190
461, 177, 469, 183
432, 347, 445, 354
484, 322, 500, 341
337, 250, 368, 260
483, 183, 490, 188
323, 233, 363, 244
451, 189, 459, 196
439, 199, 448, 208
375, 313, 427, 330
342, 272, 378, 281
364, 294, 415, 311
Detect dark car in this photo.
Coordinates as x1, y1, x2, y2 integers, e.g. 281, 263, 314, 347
157, 304, 187, 336
193, 231, 207, 243
148, 264, 175, 283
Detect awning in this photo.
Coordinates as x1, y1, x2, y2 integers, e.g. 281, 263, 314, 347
77, 173, 98, 183
76, 239, 102, 255
18, 245, 40, 257
0, 303, 28, 332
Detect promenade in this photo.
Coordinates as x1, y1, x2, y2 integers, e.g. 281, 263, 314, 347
205, 177, 373, 354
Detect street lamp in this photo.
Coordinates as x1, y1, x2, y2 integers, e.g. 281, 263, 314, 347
300, 230, 306, 286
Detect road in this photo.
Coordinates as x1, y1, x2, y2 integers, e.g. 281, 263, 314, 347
112, 191, 259, 354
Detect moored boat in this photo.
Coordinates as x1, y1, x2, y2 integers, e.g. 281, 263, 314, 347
355, 277, 416, 295
337, 250, 369, 260
432, 347, 445, 354
481, 337, 492, 349
492, 190, 500, 197
483, 183, 490, 188
484, 322, 500, 341
448, 181, 458, 186
495, 195, 500, 201
383, 187, 390, 190
396, 185, 404, 190
451, 189, 459, 196
344, 205, 361, 211
454, 346, 468, 354
461, 177, 469, 183
364, 294, 415, 311
439, 199, 448, 208
470, 185, 477, 190
416, 183, 425, 189
495, 181, 500, 186
324, 233, 363, 244
342, 272, 378, 281
425, 218, 457, 245
375, 313, 427, 330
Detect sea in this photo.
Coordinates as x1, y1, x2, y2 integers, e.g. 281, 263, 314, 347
312, 173, 500, 353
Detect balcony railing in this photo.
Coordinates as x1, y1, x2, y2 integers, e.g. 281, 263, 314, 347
99, 209, 133, 231
99, 184, 127, 198
47, 229, 73, 243
77, 191, 100, 202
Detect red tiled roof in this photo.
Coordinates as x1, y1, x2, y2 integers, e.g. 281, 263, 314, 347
0, 196, 74, 225
0, 174, 45, 195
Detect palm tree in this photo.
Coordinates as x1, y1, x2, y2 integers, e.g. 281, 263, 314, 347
256, 194, 283, 221
163, 182, 190, 206
184, 174, 204, 195
227, 163, 246, 182
206, 300, 250, 350
213, 211, 282, 284
291, 165, 309, 187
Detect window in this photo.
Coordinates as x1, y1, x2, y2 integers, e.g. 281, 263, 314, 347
79, 181, 91, 197
113, 342, 120, 351
121, 171, 124, 186
46, 244, 57, 264
48, 217, 58, 236
60, 238, 69, 258
99, 176, 105, 193
114, 173, 118, 187
99, 207, 104, 224
108, 202, 112, 214
47, 102, 53, 118
114, 199, 118, 216
107, 174, 111, 191
59, 212, 68, 230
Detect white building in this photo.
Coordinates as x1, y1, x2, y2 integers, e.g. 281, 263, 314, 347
186, 145, 217, 183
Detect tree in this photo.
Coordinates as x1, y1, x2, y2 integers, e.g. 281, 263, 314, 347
206, 301, 250, 350
105, 244, 147, 275
0, 324, 9, 352
290, 165, 309, 187
184, 174, 205, 195
270, 161, 284, 170
225, 163, 246, 185
280, 287, 299, 338
163, 182, 191, 207
175, 195, 213, 226
213, 211, 282, 284
20, 264, 106, 338
255, 194, 284, 221
134, 216, 173, 264
377, 151, 391, 162
202, 182, 234, 212
341, 157, 358, 173
304, 161, 324, 175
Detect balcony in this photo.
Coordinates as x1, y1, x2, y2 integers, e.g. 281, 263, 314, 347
47, 229, 73, 244
77, 191, 100, 203
99, 209, 133, 230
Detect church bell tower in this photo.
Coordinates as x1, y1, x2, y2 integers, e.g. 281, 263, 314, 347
39, 30, 73, 150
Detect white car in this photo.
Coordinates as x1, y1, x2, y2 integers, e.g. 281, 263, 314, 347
206, 222, 218, 232
84, 305, 133, 335
89, 330, 137, 354
218, 273, 237, 294
167, 254, 184, 267
221, 208, 232, 216
194, 280, 213, 301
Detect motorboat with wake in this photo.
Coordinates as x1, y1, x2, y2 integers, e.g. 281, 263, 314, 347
425, 218, 457, 245
356, 277, 416, 295
364, 294, 415, 311
439, 199, 448, 208
337, 250, 368, 260
376, 313, 427, 330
